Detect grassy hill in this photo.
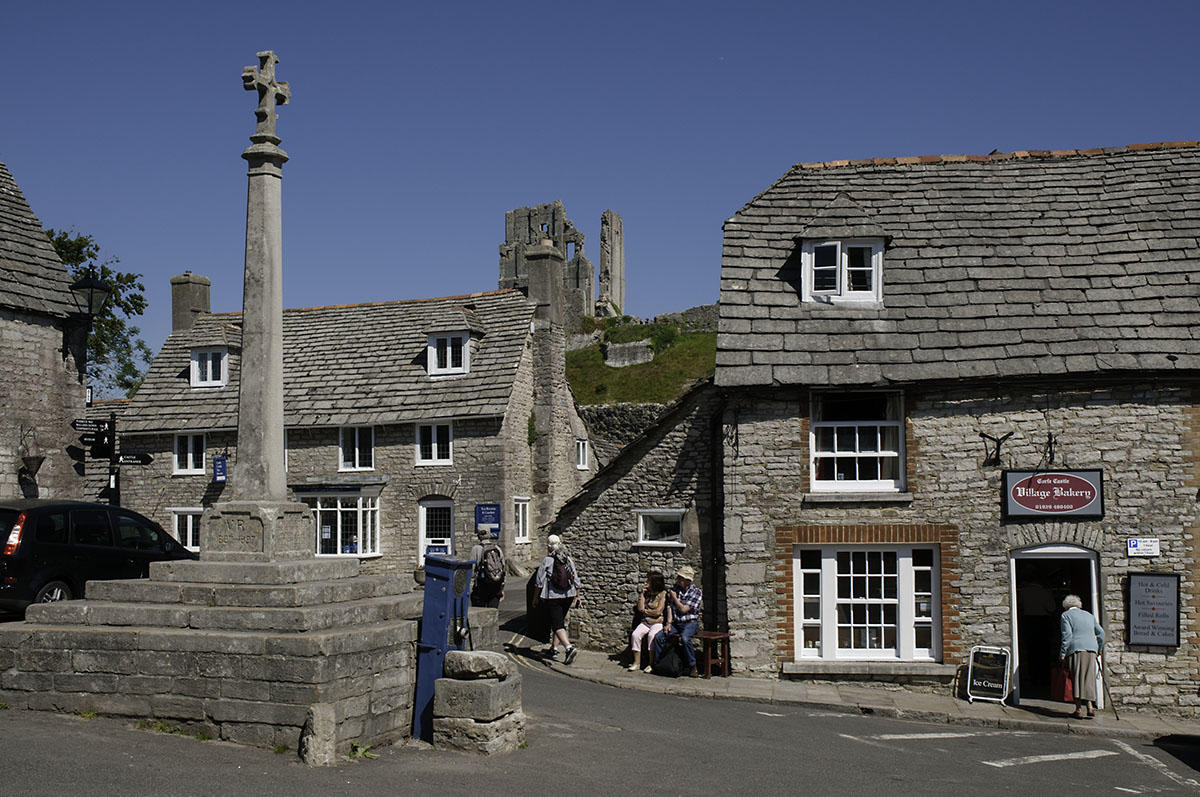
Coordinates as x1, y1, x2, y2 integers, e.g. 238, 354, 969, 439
566, 317, 716, 405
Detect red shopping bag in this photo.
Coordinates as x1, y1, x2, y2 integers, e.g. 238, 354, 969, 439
1050, 664, 1074, 703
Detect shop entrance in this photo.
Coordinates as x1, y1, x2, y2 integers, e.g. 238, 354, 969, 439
1010, 546, 1098, 703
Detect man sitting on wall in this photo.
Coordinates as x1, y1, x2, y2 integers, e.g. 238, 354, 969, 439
654, 565, 703, 678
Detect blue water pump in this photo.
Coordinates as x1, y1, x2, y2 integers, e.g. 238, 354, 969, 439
412, 555, 474, 741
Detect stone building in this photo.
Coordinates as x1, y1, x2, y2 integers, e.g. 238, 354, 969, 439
552, 142, 1200, 716
0, 162, 89, 499
111, 258, 595, 573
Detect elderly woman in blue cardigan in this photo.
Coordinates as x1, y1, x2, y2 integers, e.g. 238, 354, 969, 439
1060, 594, 1105, 719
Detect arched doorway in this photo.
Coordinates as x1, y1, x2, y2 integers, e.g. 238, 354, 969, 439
1009, 544, 1102, 707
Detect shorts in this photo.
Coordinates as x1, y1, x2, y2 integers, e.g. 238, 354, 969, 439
544, 597, 573, 631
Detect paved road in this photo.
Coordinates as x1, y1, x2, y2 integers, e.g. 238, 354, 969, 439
0, 631, 1197, 795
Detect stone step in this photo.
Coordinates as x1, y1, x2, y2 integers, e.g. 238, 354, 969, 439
84, 573, 414, 608
24, 591, 426, 633
149, 558, 360, 584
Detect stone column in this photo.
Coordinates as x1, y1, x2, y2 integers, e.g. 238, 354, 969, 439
203, 51, 313, 563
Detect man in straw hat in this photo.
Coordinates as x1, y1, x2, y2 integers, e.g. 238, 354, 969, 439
654, 564, 703, 677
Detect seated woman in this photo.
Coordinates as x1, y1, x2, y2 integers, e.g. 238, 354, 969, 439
629, 571, 670, 673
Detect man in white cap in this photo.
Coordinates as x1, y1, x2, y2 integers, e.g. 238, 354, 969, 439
654, 564, 703, 677
534, 534, 581, 664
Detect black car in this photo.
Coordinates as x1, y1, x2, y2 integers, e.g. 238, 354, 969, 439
0, 499, 197, 612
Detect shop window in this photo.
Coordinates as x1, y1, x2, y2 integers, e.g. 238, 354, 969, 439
795, 546, 938, 661
303, 494, 380, 557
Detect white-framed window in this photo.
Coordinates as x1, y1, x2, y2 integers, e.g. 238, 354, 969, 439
513, 497, 530, 542
810, 391, 903, 492
418, 498, 454, 565
634, 508, 686, 547
190, 348, 227, 387
575, 439, 589, 470
416, 423, 452, 465
303, 494, 380, 557
427, 333, 470, 377
794, 545, 939, 661
168, 508, 203, 552
173, 433, 206, 475
801, 239, 883, 303
339, 426, 374, 471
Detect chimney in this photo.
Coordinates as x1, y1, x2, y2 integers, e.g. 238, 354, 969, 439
170, 271, 211, 332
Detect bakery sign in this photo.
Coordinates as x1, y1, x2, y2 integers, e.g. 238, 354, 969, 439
1002, 469, 1104, 519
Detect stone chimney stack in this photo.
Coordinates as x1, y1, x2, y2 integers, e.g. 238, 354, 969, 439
524, 239, 567, 523
170, 271, 211, 332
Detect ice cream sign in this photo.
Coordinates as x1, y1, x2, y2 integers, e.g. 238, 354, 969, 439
1002, 470, 1104, 519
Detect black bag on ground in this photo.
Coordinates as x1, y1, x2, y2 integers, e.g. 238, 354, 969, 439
652, 637, 684, 678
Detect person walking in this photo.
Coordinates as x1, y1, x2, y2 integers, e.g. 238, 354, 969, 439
534, 534, 581, 664
468, 527, 505, 609
1059, 593, 1105, 719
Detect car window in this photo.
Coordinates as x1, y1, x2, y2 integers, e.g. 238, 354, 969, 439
36, 511, 69, 544
72, 508, 113, 547
115, 514, 163, 551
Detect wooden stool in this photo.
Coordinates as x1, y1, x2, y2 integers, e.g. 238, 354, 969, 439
695, 630, 731, 678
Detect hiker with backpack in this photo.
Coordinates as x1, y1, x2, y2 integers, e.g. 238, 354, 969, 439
469, 527, 506, 608
533, 534, 581, 664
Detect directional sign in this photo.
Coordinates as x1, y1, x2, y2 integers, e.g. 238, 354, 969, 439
72, 418, 112, 433
117, 453, 153, 466
79, 432, 100, 445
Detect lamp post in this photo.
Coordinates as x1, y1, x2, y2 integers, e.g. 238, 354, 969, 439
69, 265, 112, 320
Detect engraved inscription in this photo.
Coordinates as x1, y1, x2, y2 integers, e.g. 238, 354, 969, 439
211, 514, 265, 553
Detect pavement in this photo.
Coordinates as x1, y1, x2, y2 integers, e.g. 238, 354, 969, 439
501, 627, 1200, 742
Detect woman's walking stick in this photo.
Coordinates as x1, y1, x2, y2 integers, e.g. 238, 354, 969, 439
1100, 653, 1119, 720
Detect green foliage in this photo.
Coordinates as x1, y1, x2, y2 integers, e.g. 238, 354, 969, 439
349, 741, 378, 760
195, 731, 212, 742
604, 322, 678, 352
0, 702, 9, 710
47, 228, 153, 398
567, 331, 716, 405
78, 710, 98, 721
273, 744, 289, 754
136, 718, 185, 735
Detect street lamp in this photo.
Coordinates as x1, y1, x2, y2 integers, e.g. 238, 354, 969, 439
69, 265, 112, 320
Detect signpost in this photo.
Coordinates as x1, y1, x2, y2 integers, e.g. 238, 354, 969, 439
1128, 572, 1180, 646
72, 418, 112, 433
117, 453, 153, 466
966, 645, 1011, 704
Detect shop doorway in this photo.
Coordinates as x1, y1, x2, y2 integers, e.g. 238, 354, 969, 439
1010, 545, 1099, 704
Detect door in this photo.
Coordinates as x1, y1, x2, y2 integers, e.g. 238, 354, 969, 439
1010, 545, 1101, 706
418, 498, 454, 566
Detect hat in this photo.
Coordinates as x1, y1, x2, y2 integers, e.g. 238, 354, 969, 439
548, 534, 562, 552
676, 565, 695, 581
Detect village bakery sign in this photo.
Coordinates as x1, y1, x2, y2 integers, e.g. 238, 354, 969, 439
1002, 470, 1104, 519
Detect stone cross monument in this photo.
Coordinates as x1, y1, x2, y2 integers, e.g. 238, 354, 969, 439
203, 51, 312, 561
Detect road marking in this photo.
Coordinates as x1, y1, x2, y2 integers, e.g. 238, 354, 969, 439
983, 750, 1118, 768
874, 732, 996, 740
839, 733, 904, 751
756, 711, 785, 717
807, 711, 852, 718
1110, 739, 1200, 790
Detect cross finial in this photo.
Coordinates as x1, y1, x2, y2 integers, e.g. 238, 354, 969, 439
242, 51, 290, 139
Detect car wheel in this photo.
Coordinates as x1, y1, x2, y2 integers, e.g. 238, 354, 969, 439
34, 580, 72, 603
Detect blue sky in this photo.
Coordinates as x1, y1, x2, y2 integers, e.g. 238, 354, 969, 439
4, 1, 1199, 355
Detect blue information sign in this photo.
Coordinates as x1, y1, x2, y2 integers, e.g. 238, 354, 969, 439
213, 456, 227, 483
475, 503, 501, 540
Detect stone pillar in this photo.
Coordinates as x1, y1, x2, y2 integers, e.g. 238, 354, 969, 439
204, 51, 312, 563
598, 210, 625, 316
525, 239, 565, 525
170, 271, 211, 332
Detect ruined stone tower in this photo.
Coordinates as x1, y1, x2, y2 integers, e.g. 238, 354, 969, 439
499, 201, 628, 328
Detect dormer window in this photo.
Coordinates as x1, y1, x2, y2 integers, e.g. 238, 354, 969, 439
190, 348, 227, 387
427, 333, 469, 376
801, 240, 883, 303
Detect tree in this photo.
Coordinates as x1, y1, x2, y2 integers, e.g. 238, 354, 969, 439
46, 229, 154, 398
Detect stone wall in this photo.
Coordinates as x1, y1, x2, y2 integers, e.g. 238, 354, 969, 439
579, 403, 667, 449
722, 379, 1200, 715
0, 310, 86, 500
653, 304, 718, 332
602, 341, 653, 368
547, 385, 720, 653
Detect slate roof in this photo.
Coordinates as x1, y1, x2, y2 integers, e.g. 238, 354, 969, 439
0, 162, 77, 318
121, 289, 534, 433
716, 142, 1200, 388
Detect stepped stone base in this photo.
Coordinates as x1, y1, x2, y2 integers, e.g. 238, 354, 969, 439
0, 557, 425, 758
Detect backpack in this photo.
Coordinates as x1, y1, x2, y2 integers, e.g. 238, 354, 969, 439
550, 554, 573, 591
652, 637, 684, 678
477, 544, 505, 587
